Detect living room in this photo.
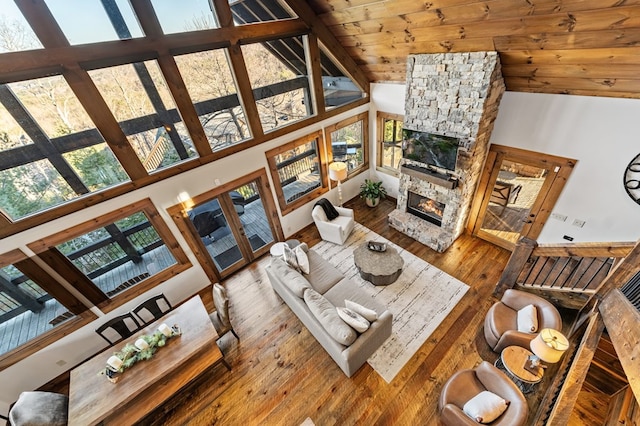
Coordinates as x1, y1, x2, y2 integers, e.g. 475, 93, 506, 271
2, 0, 640, 424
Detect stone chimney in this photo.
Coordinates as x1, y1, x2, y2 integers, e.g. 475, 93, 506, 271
388, 52, 505, 252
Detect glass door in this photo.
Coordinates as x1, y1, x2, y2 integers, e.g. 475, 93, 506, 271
188, 179, 276, 276
470, 145, 576, 251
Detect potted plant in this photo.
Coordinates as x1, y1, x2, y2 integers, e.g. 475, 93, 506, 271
359, 179, 387, 207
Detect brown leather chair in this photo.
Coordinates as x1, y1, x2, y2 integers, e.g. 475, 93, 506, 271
484, 289, 562, 353
439, 361, 528, 426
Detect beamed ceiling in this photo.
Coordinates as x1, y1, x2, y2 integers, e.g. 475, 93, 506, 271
305, 0, 640, 99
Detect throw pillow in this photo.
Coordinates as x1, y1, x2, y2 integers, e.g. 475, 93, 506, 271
269, 257, 310, 298
304, 288, 356, 346
463, 390, 509, 424
336, 307, 370, 333
345, 300, 378, 322
295, 245, 310, 274
517, 304, 538, 333
282, 244, 300, 272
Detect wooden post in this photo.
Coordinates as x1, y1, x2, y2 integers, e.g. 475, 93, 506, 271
494, 236, 537, 297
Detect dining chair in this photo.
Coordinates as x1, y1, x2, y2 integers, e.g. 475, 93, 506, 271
209, 283, 239, 352
95, 312, 141, 345
132, 293, 172, 325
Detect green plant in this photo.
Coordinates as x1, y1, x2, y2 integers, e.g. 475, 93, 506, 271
359, 179, 387, 200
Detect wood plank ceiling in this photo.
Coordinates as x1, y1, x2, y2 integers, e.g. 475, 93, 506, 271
306, 0, 640, 99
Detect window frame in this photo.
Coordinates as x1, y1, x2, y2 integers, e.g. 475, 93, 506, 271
324, 111, 369, 178
0, 249, 96, 371
376, 111, 404, 177
27, 199, 191, 313
265, 130, 328, 215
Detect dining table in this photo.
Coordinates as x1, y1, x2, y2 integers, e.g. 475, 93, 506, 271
68, 295, 229, 425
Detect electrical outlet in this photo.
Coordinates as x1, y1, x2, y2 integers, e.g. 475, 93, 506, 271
551, 213, 568, 222
56, 359, 67, 366
214, 178, 221, 186
563, 235, 574, 241
572, 219, 586, 228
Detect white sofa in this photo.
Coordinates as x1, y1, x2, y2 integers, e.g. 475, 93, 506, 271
311, 204, 355, 245
265, 244, 392, 377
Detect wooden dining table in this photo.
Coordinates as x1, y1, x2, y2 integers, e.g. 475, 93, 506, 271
68, 295, 229, 425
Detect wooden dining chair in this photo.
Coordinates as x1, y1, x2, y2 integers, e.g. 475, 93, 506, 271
209, 283, 239, 352
95, 312, 141, 345
132, 293, 172, 325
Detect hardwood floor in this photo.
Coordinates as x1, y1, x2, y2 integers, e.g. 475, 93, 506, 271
145, 197, 515, 425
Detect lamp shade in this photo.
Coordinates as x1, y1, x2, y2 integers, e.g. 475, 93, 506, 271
329, 162, 348, 182
530, 328, 569, 363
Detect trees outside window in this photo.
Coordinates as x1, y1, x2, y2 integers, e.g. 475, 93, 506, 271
377, 112, 404, 174
325, 112, 368, 175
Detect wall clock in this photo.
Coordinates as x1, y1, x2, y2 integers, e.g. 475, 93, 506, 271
624, 152, 640, 205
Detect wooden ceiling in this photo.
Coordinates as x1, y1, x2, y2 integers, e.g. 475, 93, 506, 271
305, 0, 640, 99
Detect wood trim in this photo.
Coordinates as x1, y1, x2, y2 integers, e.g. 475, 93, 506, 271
227, 43, 264, 140
306, 34, 326, 115
265, 130, 328, 215
26, 199, 191, 311
600, 289, 640, 405
14, 0, 69, 48
532, 242, 635, 258
211, 0, 234, 28
166, 168, 284, 281
324, 111, 369, 177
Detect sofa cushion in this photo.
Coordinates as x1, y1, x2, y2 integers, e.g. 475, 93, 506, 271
304, 288, 356, 346
283, 244, 301, 272
306, 250, 344, 294
270, 257, 310, 298
345, 300, 378, 322
336, 307, 370, 333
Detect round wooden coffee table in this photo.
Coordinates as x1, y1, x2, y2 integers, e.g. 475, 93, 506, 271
495, 346, 544, 394
353, 242, 404, 286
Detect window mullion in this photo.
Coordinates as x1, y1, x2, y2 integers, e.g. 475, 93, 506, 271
14, 0, 69, 48
227, 44, 264, 139
305, 34, 325, 115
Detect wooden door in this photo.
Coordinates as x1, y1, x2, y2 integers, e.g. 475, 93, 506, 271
468, 145, 576, 251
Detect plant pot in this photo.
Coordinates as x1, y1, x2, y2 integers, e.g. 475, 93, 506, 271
365, 197, 380, 207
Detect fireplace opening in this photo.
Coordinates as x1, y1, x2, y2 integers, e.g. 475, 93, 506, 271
407, 192, 445, 226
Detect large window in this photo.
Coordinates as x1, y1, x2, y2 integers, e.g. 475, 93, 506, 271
325, 112, 368, 176
266, 131, 328, 215
377, 112, 404, 174
175, 49, 250, 151
27, 199, 191, 311
242, 36, 314, 133
0, 249, 95, 370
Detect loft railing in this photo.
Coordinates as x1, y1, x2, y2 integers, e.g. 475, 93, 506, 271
495, 237, 635, 309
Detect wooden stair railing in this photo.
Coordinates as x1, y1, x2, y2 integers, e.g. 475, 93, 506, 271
495, 237, 634, 309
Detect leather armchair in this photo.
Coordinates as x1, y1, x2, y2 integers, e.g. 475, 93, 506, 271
439, 361, 528, 426
311, 204, 355, 245
484, 289, 562, 353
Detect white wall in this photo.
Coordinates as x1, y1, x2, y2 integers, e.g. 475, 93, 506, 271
370, 82, 640, 244
0, 104, 369, 411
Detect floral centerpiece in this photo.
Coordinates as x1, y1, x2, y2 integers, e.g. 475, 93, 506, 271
101, 324, 181, 382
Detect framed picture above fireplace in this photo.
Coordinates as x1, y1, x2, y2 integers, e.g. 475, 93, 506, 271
401, 129, 459, 171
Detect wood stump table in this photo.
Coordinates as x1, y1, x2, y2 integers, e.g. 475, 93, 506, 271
353, 242, 404, 286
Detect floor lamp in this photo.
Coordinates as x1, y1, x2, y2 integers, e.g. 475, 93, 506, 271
329, 162, 348, 207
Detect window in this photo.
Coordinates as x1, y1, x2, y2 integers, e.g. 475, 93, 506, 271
266, 130, 327, 215
0, 249, 95, 370
325, 112, 368, 176
242, 36, 313, 133
27, 199, 191, 311
175, 49, 250, 151
377, 112, 404, 174
319, 42, 365, 110
230, 0, 296, 25
0, 1, 43, 53
88, 61, 198, 173
0, 78, 129, 220
150, 0, 220, 33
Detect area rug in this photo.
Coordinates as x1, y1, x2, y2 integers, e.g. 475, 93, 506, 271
313, 223, 469, 383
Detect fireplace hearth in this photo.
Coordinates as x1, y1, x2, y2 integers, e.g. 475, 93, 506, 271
407, 192, 444, 227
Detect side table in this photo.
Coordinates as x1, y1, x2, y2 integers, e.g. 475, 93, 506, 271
495, 345, 544, 394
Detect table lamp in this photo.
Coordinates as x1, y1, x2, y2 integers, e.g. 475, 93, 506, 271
527, 328, 569, 370
329, 161, 348, 206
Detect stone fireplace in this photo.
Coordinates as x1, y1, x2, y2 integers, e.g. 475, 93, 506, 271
388, 52, 505, 252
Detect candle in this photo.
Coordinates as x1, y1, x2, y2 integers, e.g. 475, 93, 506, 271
106, 355, 123, 372
158, 323, 172, 337
135, 338, 149, 351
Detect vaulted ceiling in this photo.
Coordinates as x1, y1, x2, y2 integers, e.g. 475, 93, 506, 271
306, 0, 640, 99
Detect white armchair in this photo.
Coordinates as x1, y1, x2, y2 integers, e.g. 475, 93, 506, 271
312, 204, 355, 245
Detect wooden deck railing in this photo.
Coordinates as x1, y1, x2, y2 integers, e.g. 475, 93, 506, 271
495, 237, 635, 309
